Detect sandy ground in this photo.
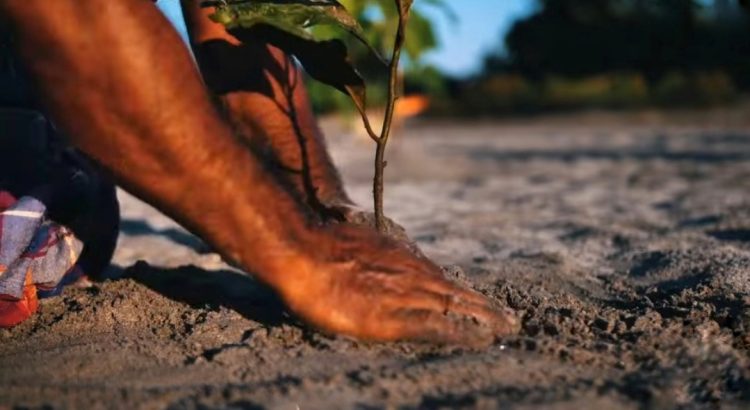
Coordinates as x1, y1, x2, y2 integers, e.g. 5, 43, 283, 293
1, 111, 750, 409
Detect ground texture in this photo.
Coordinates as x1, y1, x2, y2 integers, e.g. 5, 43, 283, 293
1, 111, 750, 409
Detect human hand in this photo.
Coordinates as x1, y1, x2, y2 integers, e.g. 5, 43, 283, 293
278, 225, 519, 347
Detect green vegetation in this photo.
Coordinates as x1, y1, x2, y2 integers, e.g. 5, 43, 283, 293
306, 0, 448, 113
440, 70, 739, 116
301, 0, 749, 117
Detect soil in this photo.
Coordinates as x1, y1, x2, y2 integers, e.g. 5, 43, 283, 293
1, 110, 750, 409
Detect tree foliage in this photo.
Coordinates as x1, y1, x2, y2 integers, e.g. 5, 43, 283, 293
496, 0, 750, 86
424, 0, 750, 117
309, 0, 448, 110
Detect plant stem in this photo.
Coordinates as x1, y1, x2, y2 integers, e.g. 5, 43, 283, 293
373, 0, 410, 232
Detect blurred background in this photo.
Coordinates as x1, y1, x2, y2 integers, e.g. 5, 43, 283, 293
308, 0, 750, 117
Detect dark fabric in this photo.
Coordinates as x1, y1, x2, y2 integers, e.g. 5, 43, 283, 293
0, 191, 83, 299
0, 110, 120, 288
0, 29, 36, 110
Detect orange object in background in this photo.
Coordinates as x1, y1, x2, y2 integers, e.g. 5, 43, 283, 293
395, 94, 431, 119
0, 270, 39, 328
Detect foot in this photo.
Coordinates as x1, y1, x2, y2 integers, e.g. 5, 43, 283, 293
276, 224, 520, 346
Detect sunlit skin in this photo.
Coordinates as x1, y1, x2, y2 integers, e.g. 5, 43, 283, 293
181, 0, 352, 218
0, 0, 519, 345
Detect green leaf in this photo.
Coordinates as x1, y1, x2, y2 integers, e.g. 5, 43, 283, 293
206, 0, 385, 63
405, 11, 436, 61
292, 37, 366, 104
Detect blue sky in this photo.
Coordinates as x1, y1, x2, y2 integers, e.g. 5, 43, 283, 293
156, 0, 191, 46
155, 0, 536, 76
420, 0, 536, 76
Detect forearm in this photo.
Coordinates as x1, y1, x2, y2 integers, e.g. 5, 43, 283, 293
181, 0, 350, 207
0, 0, 316, 283
221, 52, 351, 207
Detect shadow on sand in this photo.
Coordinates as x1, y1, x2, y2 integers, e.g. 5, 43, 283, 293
119, 218, 208, 252
121, 261, 291, 327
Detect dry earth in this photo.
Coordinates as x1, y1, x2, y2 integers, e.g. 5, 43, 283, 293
1, 110, 750, 409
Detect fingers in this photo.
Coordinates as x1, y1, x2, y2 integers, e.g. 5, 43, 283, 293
374, 281, 520, 346
387, 308, 496, 348
420, 277, 489, 305
301, 224, 520, 346
355, 251, 522, 343
420, 284, 520, 337
440, 294, 521, 336
413, 266, 500, 309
